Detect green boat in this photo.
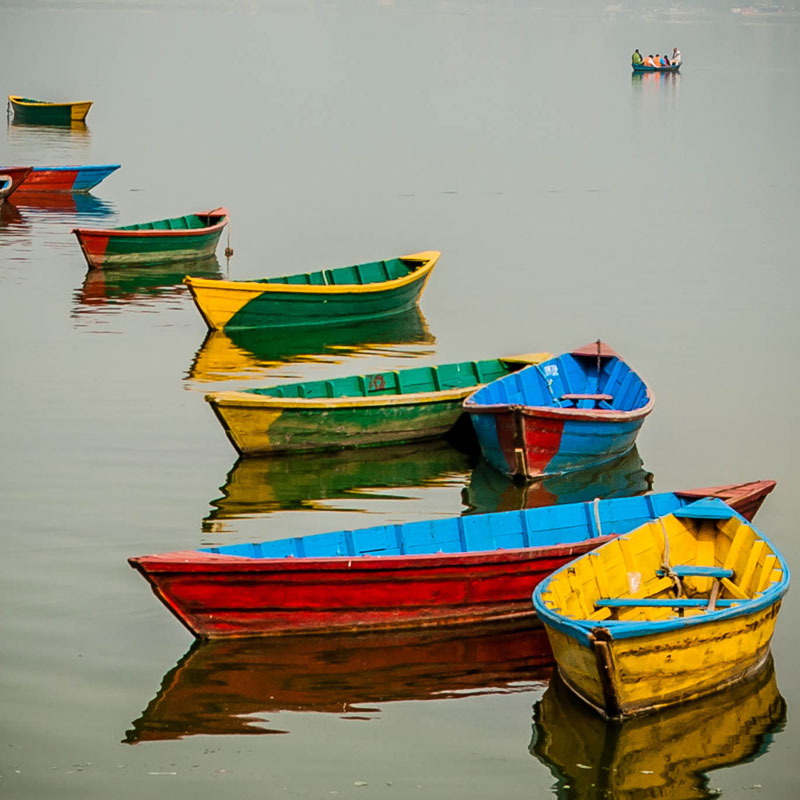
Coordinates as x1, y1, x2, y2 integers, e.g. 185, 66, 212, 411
184, 250, 439, 331
205, 352, 551, 456
9, 95, 93, 124
72, 208, 229, 268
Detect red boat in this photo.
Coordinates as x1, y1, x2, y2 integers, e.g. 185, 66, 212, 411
129, 480, 775, 639
0, 166, 33, 199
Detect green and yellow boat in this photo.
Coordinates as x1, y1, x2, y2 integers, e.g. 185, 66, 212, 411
184, 250, 438, 331
9, 95, 93, 124
205, 352, 551, 456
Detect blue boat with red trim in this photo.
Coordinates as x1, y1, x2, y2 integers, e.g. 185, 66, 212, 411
6, 164, 121, 193
463, 341, 654, 481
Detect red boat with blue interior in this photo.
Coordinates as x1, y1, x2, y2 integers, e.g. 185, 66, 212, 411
8, 164, 120, 193
128, 480, 774, 639
463, 341, 654, 481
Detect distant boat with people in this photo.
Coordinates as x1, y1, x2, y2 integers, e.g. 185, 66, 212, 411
631, 48, 682, 72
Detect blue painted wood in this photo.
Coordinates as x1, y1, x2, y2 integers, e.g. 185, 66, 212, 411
658, 566, 734, 579
202, 491, 704, 561
673, 497, 737, 519
596, 598, 740, 608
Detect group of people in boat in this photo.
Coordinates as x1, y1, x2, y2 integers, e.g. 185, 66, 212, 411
632, 47, 681, 68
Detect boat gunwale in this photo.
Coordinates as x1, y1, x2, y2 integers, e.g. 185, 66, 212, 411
183, 251, 439, 297
533, 506, 790, 645
71, 208, 229, 239
8, 94, 92, 108
632, 63, 682, 72
464, 391, 655, 422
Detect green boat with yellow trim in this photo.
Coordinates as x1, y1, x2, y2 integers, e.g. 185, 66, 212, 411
206, 352, 551, 456
9, 95, 93, 124
184, 250, 438, 331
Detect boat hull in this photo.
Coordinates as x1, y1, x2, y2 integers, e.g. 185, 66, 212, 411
547, 601, 781, 718
184, 252, 437, 331
129, 482, 774, 639
209, 392, 470, 455
0, 167, 33, 198
632, 63, 681, 72
469, 406, 648, 479
15, 164, 120, 193
72, 210, 228, 268
9, 96, 92, 124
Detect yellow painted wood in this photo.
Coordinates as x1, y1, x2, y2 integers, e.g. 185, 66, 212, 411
538, 510, 787, 718
70, 102, 92, 121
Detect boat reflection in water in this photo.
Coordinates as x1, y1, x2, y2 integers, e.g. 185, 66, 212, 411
463, 447, 653, 515
125, 623, 553, 742
7, 118, 90, 141
530, 659, 786, 800
204, 439, 473, 529
74, 254, 222, 315
9, 191, 115, 218
187, 305, 436, 382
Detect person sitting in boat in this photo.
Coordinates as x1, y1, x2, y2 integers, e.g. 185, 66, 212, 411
660, 54, 670, 66
632, 49, 643, 66
643, 54, 655, 67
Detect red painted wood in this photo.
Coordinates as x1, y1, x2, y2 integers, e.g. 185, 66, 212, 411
17, 168, 80, 191
129, 480, 775, 639
0, 166, 33, 198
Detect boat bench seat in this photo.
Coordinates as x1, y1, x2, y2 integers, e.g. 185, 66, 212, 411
657, 565, 734, 579
559, 393, 613, 402
596, 598, 740, 609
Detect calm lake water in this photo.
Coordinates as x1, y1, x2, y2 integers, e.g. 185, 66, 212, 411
2, 1, 799, 798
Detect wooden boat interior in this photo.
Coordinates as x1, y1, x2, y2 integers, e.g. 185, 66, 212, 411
200, 493, 695, 561
0, 176, 12, 192
258, 257, 419, 288
245, 359, 523, 400
117, 213, 220, 232
469, 351, 648, 411
538, 500, 786, 625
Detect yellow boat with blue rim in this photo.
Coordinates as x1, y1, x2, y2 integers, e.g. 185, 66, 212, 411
184, 250, 438, 331
533, 497, 789, 719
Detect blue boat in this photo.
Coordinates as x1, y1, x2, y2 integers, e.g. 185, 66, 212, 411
12, 164, 121, 193
463, 341, 654, 481
128, 481, 773, 638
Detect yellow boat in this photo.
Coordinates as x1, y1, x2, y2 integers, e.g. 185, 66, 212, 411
533, 497, 789, 719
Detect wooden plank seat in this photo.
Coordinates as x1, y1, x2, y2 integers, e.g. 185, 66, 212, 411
595, 598, 741, 609
559, 393, 613, 402
657, 566, 734, 579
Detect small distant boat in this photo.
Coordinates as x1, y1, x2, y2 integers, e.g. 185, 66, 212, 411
632, 62, 681, 73
72, 208, 229, 269
205, 352, 551, 456
8, 95, 93, 124
183, 251, 439, 331
0, 166, 33, 199
10, 164, 120, 193
464, 341, 653, 480
129, 481, 774, 639
0, 176, 13, 205
534, 497, 789, 719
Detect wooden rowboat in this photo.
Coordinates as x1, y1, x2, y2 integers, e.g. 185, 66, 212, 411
632, 62, 681, 73
0, 167, 33, 199
183, 251, 439, 331
9, 95, 93, 124
533, 497, 789, 718
205, 352, 551, 456
129, 480, 774, 639
464, 341, 653, 480
10, 164, 120, 193
531, 658, 785, 798
72, 208, 228, 268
